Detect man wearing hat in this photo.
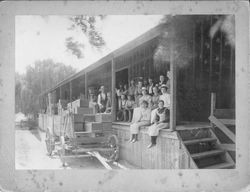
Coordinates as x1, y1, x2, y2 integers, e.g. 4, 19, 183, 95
139, 87, 152, 108
97, 85, 107, 113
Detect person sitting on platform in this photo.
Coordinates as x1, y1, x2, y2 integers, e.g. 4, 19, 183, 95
134, 80, 143, 96
117, 94, 127, 121
139, 87, 152, 109
125, 95, 135, 122
151, 86, 160, 110
147, 100, 170, 148
150, 84, 170, 124
97, 85, 107, 113
135, 93, 142, 107
105, 92, 112, 113
129, 100, 151, 143
159, 84, 170, 109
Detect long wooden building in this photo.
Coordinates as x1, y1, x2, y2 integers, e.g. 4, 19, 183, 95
39, 15, 236, 169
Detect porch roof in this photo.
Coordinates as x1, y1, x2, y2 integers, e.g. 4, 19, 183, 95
40, 24, 164, 97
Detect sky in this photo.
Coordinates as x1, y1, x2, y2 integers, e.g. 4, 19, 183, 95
15, 15, 163, 74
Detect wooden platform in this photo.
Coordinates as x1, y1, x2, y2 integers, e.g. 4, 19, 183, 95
113, 121, 210, 131
112, 121, 189, 169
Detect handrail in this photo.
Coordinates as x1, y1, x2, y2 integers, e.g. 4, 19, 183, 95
209, 92, 235, 144
208, 115, 235, 143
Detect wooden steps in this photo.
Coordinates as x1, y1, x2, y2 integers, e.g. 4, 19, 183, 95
184, 138, 217, 145
178, 123, 235, 169
219, 119, 235, 126
191, 149, 225, 159
203, 162, 235, 169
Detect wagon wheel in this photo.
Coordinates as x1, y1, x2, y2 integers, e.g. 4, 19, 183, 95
45, 128, 55, 156
104, 134, 119, 162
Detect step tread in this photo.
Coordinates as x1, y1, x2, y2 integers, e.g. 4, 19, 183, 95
191, 149, 225, 159
75, 131, 92, 134
203, 162, 235, 169
219, 118, 235, 125
184, 138, 217, 145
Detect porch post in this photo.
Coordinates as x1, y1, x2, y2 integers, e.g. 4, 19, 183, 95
111, 56, 116, 121
69, 81, 72, 102
59, 86, 62, 99
85, 72, 88, 99
170, 39, 177, 131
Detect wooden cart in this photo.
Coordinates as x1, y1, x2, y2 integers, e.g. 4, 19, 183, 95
44, 111, 119, 169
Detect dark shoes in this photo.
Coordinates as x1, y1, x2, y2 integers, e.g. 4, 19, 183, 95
147, 143, 156, 148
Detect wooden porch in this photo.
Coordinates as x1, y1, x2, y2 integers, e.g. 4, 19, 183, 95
112, 120, 235, 169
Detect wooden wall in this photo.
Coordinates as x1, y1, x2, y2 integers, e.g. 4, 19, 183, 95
113, 124, 195, 169
87, 61, 112, 93
176, 15, 235, 122
115, 37, 169, 84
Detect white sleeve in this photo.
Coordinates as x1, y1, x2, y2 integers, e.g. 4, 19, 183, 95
97, 94, 101, 106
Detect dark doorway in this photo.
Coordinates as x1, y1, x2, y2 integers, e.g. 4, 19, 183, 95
116, 68, 129, 88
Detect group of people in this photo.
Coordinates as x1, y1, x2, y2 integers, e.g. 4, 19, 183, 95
88, 72, 171, 149
116, 72, 171, 148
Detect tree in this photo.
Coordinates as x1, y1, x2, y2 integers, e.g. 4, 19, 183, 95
15, 59, 77, 115
66, 15, 106, 59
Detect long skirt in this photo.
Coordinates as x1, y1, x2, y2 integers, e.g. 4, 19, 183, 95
148, 123, 169, 136
130, 120, 150, 134
150, 108, 157, 124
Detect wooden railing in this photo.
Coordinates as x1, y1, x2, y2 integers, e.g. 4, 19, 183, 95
209, 92, 235, 152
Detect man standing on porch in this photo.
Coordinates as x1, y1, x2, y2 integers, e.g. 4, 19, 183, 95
128, 79, 136, 98
147, 78, 154, 96
97, 85, 107, 113
159, 75, 166, 88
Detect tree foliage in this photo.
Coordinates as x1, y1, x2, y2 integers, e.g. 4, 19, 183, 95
66, 15, 106, 59
15, 59, 76, 115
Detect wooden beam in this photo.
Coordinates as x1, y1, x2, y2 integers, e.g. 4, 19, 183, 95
211, 92, 216, 116
89, 151, 112, 170
170, 38, 176, 131
219, 119, 235, 126
208, 115, 235, 142
218, 144, 235, 151
85, 72, 88, 99
111, 57, 116, 122
59, 86, 62, 100
69, 81, 72, 102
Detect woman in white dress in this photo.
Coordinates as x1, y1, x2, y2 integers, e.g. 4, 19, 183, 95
129, 100, 151, 143
147, 100, 170, 148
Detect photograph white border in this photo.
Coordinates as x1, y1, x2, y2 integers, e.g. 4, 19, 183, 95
0, 1, 249, 191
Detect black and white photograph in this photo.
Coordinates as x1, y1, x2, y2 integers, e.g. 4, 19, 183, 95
0, 1, 249, 192
15, 14, 236, 170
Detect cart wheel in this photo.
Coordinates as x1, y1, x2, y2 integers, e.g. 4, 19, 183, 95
105, 135, 119, 162
45, 128, 55, 156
